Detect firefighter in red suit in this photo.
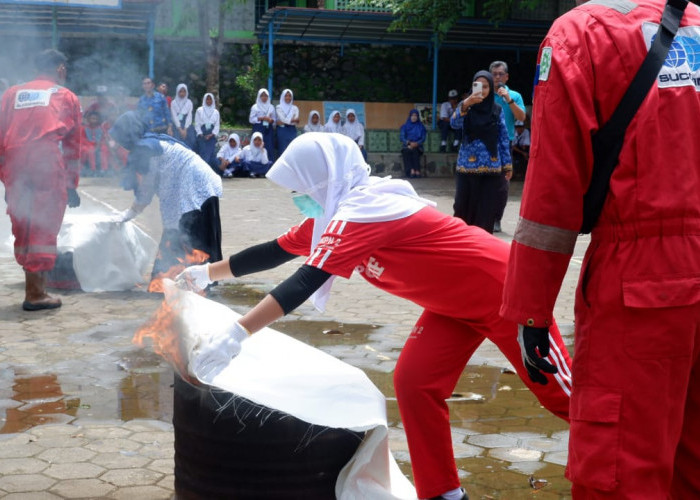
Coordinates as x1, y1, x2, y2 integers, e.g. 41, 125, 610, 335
500, 0, 700, 498
0, 49, 82, 311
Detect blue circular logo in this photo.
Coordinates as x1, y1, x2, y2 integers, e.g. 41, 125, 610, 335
663, 39, 687, 68
677, 35, 700, 71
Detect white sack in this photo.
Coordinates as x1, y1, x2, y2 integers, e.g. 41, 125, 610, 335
58, 214, 156, 292
158, 281, 417, 500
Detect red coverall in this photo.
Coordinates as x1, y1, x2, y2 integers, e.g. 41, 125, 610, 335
500, 1, 700, 498
0, 77, 81, 272
279, 207, 572, 498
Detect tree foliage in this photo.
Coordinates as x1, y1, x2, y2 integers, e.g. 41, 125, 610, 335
234, 45, 271, 105
350, 0, 544, 39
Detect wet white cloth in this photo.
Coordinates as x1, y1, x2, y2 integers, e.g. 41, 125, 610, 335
194, 93, 220, 135
266, 132, 435, 310
57, 214, 156, 292
136, 141, 223, 229
159, 280, 417, 499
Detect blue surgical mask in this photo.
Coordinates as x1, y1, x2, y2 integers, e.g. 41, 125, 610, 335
292, 194, 324, 219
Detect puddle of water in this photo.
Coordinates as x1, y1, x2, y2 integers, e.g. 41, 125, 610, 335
1, 293, 573, 498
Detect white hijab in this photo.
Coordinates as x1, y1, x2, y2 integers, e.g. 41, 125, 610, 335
266, 132, 435, 311
342, 108, 363, 141
219, 133, 241, 161
324, 110, 342, 133
253, 88, 274, 115
305, 110, 323, 132
172, 83, 192, 116
199, 93, 218, 126
278, 88, 294, 117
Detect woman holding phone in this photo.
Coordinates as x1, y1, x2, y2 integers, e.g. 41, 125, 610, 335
450, 70, 512, 233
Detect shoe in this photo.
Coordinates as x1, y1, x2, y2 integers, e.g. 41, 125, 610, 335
223, 171, 233, 178
493, 221, 502, 233
429, 488, 469, 500
23, 271, 61, 311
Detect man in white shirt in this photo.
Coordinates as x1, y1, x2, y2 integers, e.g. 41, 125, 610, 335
438, 89, 460, 152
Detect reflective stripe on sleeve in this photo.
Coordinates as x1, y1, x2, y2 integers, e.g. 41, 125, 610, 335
513, 217, 578, 255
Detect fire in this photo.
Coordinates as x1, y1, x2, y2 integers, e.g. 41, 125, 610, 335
148, 248, 209, 293
132, 286, 191, 381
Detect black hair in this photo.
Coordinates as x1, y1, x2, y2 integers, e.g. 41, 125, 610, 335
35, 49, 67, 74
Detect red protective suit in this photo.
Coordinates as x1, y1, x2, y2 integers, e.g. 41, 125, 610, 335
501, 1, 700, 498
0, 77, 81, 272
80, 123, 110, 173
279, 207, 572, 498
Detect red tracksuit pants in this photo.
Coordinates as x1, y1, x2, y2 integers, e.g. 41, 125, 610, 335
3, 147, 68, 273
394, 309, 572, 498
568, 237, 700, 499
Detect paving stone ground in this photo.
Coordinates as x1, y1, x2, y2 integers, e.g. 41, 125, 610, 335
0, 175, 589, 499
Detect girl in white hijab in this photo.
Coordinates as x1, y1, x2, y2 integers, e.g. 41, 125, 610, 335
275, 88, 300, 156
341, 108, 367, 160
178, 132, 573, 500
194, 92, 220, 171
235, 131, 271, 177
216, 133, 242, 178
248, 88, 276, 161
304, 110, 323, 133
171, 83, 195, 148
323, 110, 342, 133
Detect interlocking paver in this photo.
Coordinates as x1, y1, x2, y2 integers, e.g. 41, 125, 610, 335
0, 177, 578, 498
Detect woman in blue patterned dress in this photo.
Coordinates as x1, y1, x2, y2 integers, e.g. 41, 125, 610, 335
109, 111, 223, 286
450, 70, 512, 233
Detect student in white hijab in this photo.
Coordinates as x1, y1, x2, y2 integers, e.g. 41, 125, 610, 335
248, 88, 276, 161
235, 131, 272, 177
194, 92, 220, 172
170, 83, 195, 148
178, 132, 572, 500
217, 133, 242, 178
275, 88, 300, 156
323, 110, 342, 133
303, 110, 323, 133
341, 108, 367, 160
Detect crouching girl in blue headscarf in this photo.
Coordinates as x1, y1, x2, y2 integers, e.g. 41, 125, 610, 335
109, 111, 223, 288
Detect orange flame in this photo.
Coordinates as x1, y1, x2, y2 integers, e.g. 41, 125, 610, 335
132, 291, 191, 381
147, 248, 209, 293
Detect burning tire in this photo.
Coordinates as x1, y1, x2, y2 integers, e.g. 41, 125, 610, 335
173, 374, 365, 499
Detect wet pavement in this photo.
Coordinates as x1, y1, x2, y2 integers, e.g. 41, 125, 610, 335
0, 175, 591, 499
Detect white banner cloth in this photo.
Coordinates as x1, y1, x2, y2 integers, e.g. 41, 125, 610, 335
161, 281, 417, 500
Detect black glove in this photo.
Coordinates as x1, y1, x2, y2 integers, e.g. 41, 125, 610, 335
67, 188, 80, 208
518, 325, 558, 385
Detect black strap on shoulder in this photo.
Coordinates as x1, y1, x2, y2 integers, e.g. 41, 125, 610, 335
580, 0, 689, 234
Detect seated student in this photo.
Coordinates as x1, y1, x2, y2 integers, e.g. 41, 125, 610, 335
323, 110, 342, 133
81, 110, 110, 176
341, 108, 367, 161
217, 133, 242, 178
235, 131, 272, 177
400, 109, 427, 178
304, 110, 323, 133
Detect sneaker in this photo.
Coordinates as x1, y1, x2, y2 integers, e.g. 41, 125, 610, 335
223, 171, 233, 178
493, 221, 502, 233
429, 488, 469, 500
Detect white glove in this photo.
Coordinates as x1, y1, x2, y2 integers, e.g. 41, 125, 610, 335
118, 207, 138, 223
175, 264, 212, 291
190, 321, 251, 383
